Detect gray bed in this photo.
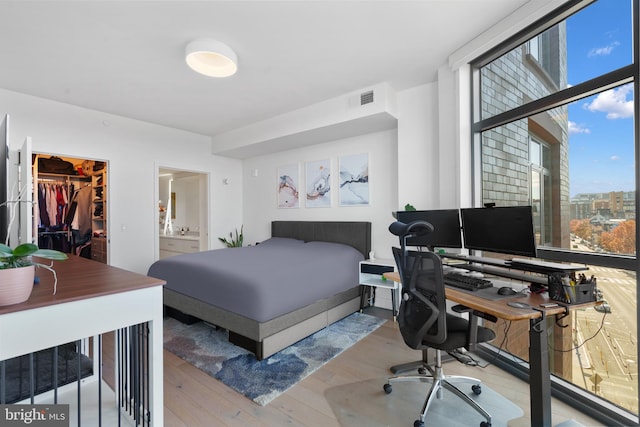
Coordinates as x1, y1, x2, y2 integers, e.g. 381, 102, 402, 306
150, 221, 371, 359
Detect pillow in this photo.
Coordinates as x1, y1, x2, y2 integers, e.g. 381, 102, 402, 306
258, 237, 305, 247
303, 240, 364, 259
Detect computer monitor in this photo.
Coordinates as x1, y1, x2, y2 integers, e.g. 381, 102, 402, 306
395, 209, 462, 250
460, 205, 537, 257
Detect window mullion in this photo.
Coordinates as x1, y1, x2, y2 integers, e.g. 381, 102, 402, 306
474, 64, 636, 133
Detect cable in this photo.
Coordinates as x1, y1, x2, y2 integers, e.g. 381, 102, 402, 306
550, 309, 607, 353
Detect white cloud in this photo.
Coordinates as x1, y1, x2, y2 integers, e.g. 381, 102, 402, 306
584, 84, 634, 119
588, 41, 620, 57
568, 121, 591, 134
610, 155, 620, 161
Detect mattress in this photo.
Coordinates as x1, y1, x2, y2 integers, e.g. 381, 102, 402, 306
148, 237, 364, 322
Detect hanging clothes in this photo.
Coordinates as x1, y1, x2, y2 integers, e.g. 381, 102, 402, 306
38, 184, 50, 228
72, 185, 92, 238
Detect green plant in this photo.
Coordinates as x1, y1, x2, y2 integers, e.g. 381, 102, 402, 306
218, 226, 243, 248
404, 203, 416, 211
0, 243, 68, 269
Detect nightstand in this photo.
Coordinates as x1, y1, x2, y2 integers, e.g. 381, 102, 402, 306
359, 258, 399, 320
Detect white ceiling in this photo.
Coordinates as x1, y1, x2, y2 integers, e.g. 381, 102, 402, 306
0, 1, 529, 139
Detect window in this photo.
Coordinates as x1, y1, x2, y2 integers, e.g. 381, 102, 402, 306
530, 136, 552, 246
472, 0, 638, 421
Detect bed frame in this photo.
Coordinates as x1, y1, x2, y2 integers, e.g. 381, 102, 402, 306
163, 220, 371, 360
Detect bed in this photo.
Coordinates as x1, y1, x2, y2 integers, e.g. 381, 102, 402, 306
149, 221, 371, 360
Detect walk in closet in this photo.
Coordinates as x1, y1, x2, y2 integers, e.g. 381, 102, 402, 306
32, 154, 108, 263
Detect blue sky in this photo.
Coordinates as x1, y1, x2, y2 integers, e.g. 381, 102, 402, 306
566, 0, 634, 197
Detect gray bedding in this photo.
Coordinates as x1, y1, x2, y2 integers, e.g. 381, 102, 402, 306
148, 237, 364, 322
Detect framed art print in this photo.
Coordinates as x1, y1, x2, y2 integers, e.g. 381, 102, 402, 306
339, 153, 369, 206
305, 159, 331, 208
277, 164, 299, 208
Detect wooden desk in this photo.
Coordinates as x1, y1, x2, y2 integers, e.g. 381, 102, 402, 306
384, 271, 594, 427
0, 255, 165, 426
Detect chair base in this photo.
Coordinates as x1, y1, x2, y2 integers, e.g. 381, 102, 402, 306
384, 352, 492, 427
389, 348, 457, 374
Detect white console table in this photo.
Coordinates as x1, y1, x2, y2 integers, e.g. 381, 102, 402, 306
0, 255, 165, 426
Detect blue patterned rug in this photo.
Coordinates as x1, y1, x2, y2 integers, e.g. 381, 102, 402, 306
163, 312, 386, 406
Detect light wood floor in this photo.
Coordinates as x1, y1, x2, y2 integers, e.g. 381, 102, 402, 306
162, 309, 606, 426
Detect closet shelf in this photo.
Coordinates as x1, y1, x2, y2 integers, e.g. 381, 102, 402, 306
39, 172, 91, 181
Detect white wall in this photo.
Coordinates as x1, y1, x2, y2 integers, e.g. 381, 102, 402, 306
396, 82, 443, 210
0, 79, 449, 274
0, 88, 242, 274
242, 129, 399, 260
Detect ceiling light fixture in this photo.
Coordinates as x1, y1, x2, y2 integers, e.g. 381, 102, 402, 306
185, 38, 238, 78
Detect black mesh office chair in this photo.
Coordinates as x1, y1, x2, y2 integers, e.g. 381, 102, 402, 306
385, 223, 496, 427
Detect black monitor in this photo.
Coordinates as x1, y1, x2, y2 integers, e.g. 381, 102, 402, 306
395, 209, 462, 250
460, 205, 537, 257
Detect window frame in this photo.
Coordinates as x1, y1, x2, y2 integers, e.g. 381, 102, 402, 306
470, 0, 639, 423
471, 0, 638, 271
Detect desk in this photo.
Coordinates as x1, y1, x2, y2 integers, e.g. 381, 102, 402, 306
384, 271, 594, 427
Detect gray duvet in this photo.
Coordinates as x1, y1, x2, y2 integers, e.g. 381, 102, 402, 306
148, 237, 364, 322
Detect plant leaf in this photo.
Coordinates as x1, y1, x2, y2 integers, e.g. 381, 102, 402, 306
33, 249, 69, 261
12, 243, 39, 258
0, 243, 13, 256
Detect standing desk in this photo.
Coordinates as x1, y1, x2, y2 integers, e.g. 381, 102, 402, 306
385, 258, 595, 427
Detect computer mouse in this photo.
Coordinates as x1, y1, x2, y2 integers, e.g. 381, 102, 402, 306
498, 286, 518, 296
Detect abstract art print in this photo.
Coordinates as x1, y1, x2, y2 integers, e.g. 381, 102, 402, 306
305, 159, 331, 208
339, 153, 369, 206
277, 164, 299, 208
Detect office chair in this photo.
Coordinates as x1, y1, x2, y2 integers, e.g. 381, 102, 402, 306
384, 248, 495, 427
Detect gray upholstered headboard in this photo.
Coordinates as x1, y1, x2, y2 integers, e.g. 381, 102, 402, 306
271, 221, 371, 258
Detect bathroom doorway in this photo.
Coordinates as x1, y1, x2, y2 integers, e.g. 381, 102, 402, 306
157, 167, 209, 260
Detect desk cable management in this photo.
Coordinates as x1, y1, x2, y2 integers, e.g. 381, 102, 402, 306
454, 309, 609, 369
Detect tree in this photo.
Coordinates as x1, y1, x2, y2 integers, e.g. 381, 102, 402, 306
600, 220, 635, 255
570, 219, 593, 241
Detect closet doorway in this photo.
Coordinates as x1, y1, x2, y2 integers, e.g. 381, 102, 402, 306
157, 168, 208, 260
32, 153, 109, 263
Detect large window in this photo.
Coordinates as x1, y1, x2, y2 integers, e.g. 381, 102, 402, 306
472, 0, 638, 422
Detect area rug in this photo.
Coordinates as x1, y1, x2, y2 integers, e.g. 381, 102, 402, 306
325, 378, 524, 427
163, 312, 386, 406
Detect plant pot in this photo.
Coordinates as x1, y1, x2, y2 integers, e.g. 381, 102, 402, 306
0, 265, 35, 306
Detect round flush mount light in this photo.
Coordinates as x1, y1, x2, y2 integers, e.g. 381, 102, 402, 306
185, 38, 238, 78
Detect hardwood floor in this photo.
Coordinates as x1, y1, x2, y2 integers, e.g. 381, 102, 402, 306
162, 309, 605, 426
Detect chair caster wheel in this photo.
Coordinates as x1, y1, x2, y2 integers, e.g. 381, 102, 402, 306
480, 422, 491, 427
472, 384, 482, 395
413, 420, 425, 427
383, 383, 392, 394
418, 367, 427, 375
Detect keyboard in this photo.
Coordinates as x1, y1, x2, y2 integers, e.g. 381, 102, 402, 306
444, 273, 493, 291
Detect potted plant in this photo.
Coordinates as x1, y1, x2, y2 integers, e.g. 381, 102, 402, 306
0, 243, 68, 306
218, 226, 243, 248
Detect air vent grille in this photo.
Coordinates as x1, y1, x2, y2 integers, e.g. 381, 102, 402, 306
360, 90, 374, 105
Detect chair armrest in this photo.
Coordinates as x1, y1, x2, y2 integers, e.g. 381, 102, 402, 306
451, 304, 472, 313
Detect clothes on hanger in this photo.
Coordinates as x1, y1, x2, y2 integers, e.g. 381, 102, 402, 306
38, 182, 75, 229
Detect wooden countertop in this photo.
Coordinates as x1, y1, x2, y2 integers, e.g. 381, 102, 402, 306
0, 255, 165, 315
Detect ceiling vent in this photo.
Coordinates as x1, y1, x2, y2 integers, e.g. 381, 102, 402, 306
360, 90, 374, 106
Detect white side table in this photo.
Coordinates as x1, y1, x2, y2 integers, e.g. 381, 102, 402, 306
359, 258, 399, 320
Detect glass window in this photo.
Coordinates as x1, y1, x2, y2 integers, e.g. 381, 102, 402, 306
480, 0, 633, 121
472, 0, 638, 419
